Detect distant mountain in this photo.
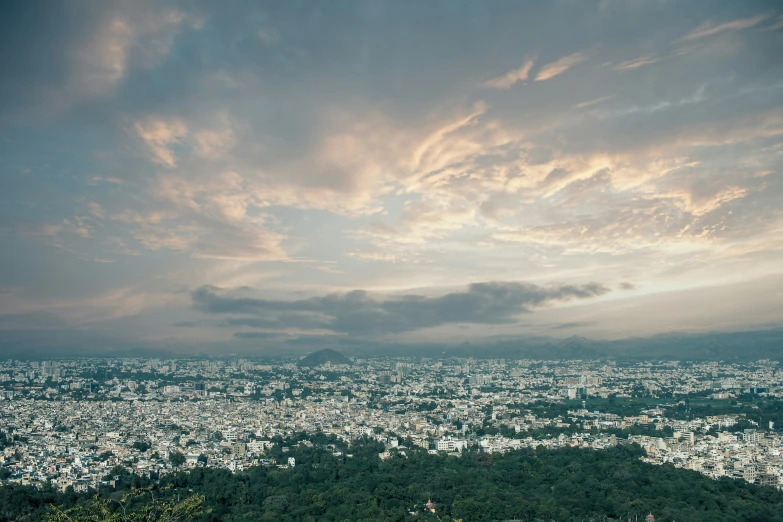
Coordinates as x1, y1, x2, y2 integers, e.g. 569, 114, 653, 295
441, 328, 783, 361
3, 325, 781, 362
297, 348, 352, 367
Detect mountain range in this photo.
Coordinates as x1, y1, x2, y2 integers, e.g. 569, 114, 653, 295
1, 327, 781, 361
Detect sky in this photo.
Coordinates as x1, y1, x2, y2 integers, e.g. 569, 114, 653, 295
1, 0, 782, 355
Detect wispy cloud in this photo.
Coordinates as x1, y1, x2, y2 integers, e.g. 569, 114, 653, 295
346, 250, 404, 262
680, 14, 769, 41
256, 27, 279, 44
73, 17, 133, 96
0, 285, 172, 326
613, 55, 661, 71
761, 15, 783, 32
483, 55, 537, 89
550, 321, 595, 330
133, 118, 188, 167
574, 95, 615, 109
535, 51, 589, 81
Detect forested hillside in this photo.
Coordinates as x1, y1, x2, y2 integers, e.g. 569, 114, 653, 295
2, 440, 782, 521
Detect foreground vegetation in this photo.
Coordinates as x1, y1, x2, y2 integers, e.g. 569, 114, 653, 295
2, 439, 782, 521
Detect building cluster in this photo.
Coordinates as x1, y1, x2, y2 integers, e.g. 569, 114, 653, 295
0, 357, 781, 491
635, 429, 782, 486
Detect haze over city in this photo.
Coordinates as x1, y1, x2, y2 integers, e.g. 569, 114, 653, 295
1, 0, 783, 356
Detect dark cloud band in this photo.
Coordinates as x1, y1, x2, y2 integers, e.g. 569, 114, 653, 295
192, 281, 611, 335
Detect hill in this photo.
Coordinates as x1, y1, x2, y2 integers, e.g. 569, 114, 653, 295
297, 348, 352, 367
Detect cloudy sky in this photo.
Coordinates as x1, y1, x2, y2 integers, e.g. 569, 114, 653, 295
1, 0, 782, 354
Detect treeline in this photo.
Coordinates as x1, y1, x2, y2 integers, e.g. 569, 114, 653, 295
2, 440, 783, 521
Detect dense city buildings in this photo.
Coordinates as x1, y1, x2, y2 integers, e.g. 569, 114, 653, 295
1, 354, 782, 493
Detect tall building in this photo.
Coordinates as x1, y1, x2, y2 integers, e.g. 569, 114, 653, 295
468, 374, 491, 387
41, 361, 61, 379
195, 382, 207, 397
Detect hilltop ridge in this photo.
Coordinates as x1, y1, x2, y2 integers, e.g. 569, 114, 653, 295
297, 348, 352, 367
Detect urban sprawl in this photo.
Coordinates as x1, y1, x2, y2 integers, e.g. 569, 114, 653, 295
1, 356, 782, 493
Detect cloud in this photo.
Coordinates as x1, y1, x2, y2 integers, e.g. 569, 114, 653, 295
72, 16, 133, 96
762, 16, 783, 32
41, 217, 96, 240
133, 118, 188, 167
535, 51, 589, 81
0, 285, 173, 327
346, 250, 404, 262
491, 197, 715, 255
655, 185, 750, 216
680, 14, 770, 41
574, 95, 615, 109
619, 282, 636, 291
191, 226, 289, 261
126, 222, 197, 252
227, 315, 331, 332
140, 107, 408, 218
192, 281, 611, 335
87, 202, 106, 219
234, 331, 284, 340
356, 196, 479, 247
3, 1, 783, 347
0, 3, 197, 121
120, 212, 289, 261
483, 56, 536, 89
193, 127, 236, 160
109, 171, 292, 261
256, 27, 280, 45
613, 55, 661, 71
550, 321, 596, 330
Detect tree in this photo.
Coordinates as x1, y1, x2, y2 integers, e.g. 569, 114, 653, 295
131, 441, 150, 452
168, 451, 185, 467
7, 441, 783, 522
44, 492, 203, 522
104, 465, 129, 481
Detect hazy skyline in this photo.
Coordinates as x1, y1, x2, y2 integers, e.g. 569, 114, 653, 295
1, 1, 782, 354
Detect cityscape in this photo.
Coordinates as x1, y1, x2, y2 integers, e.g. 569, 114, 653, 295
2, 0, 783, 519
2, 351, 782, 496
